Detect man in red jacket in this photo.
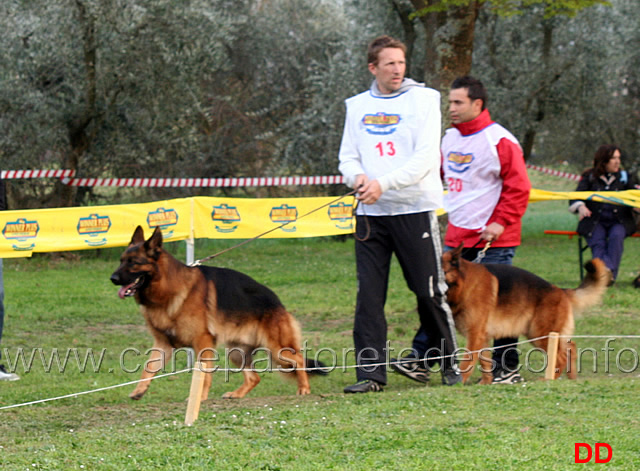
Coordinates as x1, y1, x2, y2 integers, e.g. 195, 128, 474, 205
392, 76, 531, 385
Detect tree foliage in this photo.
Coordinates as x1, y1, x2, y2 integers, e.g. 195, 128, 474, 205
0, 0, 638, 209
412, 0, 609, 17
1, 0, 242, 206
405, 0, 610, 90
472, 0, 640, 170
0, 0, 390, 206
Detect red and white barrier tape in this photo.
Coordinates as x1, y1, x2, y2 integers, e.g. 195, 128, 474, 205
1, 169, 76, 179
2, 165, 583, 187
60, 175, 346, 187
525, 164, 581, 181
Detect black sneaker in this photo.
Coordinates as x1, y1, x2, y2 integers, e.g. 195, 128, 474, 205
343, 380, 383, 394
0, 365, 20, 381
492, 369, 524, 384
390, 356, 430, 384
441, 366, 462, 386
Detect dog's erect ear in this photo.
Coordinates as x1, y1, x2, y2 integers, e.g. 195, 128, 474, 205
451, 242, 464, 266
130, 225, 145, 246
442, 250, 457, 270
450, 255, 459, 269
145, 227, 163, 257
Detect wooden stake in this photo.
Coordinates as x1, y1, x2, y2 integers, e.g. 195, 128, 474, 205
545, 332, 559, 380
185, 361, 206, 426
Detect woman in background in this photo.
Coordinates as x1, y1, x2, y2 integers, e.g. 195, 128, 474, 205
569, 144, 638, 284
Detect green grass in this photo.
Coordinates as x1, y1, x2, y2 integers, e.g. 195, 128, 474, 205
1, 171, 639, 470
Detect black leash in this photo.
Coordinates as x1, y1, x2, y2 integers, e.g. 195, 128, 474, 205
459, 237, 493, 263
192, 189, 358, 265
352, 199, 371, 242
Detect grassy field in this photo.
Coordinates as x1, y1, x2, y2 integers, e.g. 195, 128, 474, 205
1, 170, 639, 470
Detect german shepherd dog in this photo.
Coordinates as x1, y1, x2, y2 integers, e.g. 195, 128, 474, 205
442, 244, 610, 384
110, 226, 326, 401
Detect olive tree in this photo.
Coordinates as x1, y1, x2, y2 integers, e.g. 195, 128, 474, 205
0, 0, 240, 206
472, 0, 640, 170
0, 0, 393, 206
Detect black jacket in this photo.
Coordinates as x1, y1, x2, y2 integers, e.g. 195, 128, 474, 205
570, 169, 637, 238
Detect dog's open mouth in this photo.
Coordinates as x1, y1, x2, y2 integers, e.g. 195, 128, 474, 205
117, 276, 144, 299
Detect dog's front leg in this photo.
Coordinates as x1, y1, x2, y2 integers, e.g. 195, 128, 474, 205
130, 339, 171, 400
477, 346, 494, 385
193, 334, 217, 401
461, 328, 490, 384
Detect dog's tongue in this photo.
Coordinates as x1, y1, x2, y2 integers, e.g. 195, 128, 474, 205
117, 284, 134, 299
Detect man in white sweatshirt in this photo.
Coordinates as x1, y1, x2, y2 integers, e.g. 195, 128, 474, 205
339, 35, 460, 393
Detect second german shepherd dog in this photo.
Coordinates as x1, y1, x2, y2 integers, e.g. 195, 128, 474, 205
442, 244, 610, 384
110, 226, 325, 401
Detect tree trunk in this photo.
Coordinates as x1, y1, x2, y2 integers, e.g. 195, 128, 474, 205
521, 20, 555, 162
391, 0, 418, 77
411, 0, 480, 92
58, 0, 98, 207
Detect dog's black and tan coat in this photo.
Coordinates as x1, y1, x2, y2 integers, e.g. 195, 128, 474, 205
442, 244, 610, 384
110, 226, 325, 401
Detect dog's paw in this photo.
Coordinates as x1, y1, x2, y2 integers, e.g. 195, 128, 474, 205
296, 387, 311, 395
129, 391, 145, 400
222, 391, 244, 399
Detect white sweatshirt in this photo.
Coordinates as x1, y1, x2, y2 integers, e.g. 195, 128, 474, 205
338, 79, 442, 216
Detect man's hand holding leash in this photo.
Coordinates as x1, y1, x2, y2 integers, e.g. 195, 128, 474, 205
480, 222, 505, 242
354, 174, 382, 205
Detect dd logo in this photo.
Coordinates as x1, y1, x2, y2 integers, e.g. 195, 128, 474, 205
575, 443, 612, 463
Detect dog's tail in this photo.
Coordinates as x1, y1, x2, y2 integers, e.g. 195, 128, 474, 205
567, 258, 611, 314
305, 358, 330, 376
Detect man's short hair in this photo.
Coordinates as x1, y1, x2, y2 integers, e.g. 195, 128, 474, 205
451, 76, 488, 110
367, 35, 407, 66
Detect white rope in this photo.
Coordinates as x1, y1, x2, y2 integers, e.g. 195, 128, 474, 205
1, 333, 638, 410
567, 334, 640, 339
386, 334, 640, 369
0, 368, 191, 411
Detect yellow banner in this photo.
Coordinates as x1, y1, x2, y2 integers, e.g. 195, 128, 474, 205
192, 196, 355, 239
0, 196, 356, 258
0, 198, 193, 258
529, 189, 640, 207
1, 189, 638, 258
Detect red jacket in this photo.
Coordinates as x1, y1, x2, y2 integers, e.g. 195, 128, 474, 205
442, 109, 531, 248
